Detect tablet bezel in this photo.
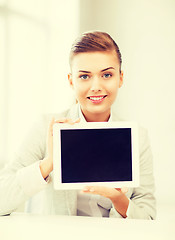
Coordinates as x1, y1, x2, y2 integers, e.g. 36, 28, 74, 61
53, 121, 139, 190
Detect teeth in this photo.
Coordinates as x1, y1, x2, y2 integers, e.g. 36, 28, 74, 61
89, 96, 104, 100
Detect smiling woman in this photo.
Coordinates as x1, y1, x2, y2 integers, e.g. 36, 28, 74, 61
68, 51, 123, 122
0, 31, 156, 219
68, 32, 123, 122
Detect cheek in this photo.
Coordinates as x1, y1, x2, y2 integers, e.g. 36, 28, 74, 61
107, 80, 119, 93
74, 84, 86, 98
111, 89, 118, 100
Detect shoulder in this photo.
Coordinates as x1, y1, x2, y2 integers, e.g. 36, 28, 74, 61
112, 111, 151, 160
112, 111, 150, 152
112, 112, 149, 145
137, 125, 150, 155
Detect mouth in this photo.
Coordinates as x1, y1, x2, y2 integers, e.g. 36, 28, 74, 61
87, 95, 107, 104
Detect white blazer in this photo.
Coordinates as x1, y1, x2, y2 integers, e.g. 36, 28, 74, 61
0, 104, 156, 219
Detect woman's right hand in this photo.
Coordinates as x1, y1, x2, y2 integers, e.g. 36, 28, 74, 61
40, 117, 80, 179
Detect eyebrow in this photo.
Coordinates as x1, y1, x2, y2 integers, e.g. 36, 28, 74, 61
101, 67, 115, 72
78, 67, 115, 74
78, 70, 91, 73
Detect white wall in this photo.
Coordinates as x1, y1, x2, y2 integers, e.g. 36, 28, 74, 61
79, 0, 175, 205
0, 0, 79, 166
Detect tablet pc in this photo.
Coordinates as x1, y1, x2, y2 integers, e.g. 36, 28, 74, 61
53, 122, 139, 190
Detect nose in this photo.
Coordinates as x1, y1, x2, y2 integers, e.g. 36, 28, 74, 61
90, 76, 102, 92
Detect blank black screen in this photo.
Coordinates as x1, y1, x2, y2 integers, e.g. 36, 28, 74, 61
60, 128, 132, 183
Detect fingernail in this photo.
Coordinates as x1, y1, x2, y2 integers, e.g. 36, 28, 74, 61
83, 188, 89, 192
89, 188, 94, 192
75, 118, 80, 123
122, 187, 128, 193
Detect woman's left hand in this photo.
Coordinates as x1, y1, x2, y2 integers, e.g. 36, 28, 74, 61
82, 186, 129, 218
82, 186, 128, 200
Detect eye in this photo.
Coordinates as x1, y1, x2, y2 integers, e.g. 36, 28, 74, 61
103, 73, 112, 79
80, 74, 89, 80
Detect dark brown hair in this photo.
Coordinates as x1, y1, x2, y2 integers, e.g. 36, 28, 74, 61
69, 31, 122, 72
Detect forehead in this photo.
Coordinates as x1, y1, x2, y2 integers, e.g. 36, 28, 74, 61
71, 51, 120, 73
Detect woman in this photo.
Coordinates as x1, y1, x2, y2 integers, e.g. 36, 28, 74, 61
0, 31, 156, 219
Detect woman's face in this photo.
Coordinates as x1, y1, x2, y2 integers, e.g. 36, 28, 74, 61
68, 51, 123, 122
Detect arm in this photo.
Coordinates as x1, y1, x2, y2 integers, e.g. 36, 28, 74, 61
39, 117, 80, 179
0, 117, 48, 216
123, 127, 156, 219
0, 116, 80, 216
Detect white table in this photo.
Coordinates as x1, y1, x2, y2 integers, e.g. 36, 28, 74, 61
0, 213, 175, 240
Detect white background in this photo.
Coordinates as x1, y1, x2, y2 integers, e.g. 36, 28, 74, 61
0, 0, 175, 208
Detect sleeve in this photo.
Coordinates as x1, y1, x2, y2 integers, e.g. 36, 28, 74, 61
110, 127, 156, 219
0, 116, 51, 216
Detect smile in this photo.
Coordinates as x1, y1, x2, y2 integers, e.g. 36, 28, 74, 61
87, 95, 107, 103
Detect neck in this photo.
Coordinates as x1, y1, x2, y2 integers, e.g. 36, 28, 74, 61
81, 109, 111, 122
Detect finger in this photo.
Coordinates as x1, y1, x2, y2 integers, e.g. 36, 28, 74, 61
54, 118, 68, 123
54, 118, 80, 124
74, 118, 81, 123
49, 117, 55, 127
82, 186, 117, 198
65, 118, 81, 124
65, 118, 78, 125
115, 187, 128, 194
48, 117, 55, 137
82, 186, 95, 193
121, 187, 128, 194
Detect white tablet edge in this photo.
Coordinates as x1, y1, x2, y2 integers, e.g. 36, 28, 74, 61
53, 121, 139, 190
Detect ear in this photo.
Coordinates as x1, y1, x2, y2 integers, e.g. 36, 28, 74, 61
119, 70, 124, 88
68, 73, 74, 89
